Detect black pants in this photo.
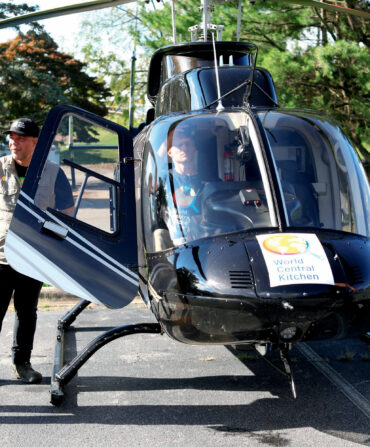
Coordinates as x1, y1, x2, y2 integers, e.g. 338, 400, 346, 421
0, 263, 43, 364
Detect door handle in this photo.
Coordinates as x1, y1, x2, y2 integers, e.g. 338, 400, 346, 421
41, 221, 69, 240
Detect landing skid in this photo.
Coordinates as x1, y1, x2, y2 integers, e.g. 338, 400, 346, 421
50, 299, 162, 406
254, 343, 297, 399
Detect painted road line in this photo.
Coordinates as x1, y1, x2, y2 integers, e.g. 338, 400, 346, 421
297, 342, 370, 419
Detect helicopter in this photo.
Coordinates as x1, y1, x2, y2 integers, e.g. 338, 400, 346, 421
0, 0, 369, 405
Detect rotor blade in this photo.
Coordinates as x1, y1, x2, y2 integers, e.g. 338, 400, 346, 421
0, 0, 135, 29
278, 0, 370, 19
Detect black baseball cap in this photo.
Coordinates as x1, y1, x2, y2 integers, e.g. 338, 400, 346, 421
3, 118, 39, 137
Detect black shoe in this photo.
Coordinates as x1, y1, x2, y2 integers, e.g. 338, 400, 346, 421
13, 362, 42, 384
361, 332, 370, 345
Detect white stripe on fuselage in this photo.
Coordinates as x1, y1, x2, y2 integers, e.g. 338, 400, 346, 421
5, 231, 99, 303
14, 191, 139, 287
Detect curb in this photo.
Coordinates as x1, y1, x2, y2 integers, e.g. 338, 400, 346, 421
39, 286, 79, 300
39, 286, 142, 304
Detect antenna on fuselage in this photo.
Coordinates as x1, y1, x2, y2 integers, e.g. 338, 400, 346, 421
212, 33, 225, 112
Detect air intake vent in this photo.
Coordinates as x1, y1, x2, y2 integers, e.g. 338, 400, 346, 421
229, 270, 254, 289
347, 266, 363, 285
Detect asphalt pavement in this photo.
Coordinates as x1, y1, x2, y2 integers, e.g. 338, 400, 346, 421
0, 295, 369, 447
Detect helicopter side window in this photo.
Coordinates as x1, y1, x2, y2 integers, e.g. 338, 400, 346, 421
156, 75, 191, 116
261, 111, 370, 236
34, 114, 120, 234
162, 53, 253, 80
141, 144, 172, 252
198, 68, 277, 109
266, 130, 320, 227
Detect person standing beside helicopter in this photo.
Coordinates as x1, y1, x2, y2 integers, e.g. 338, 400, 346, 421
0, 117, 74, 384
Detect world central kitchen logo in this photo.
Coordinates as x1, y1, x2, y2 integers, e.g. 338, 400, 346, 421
262, 234, 319, 283
257, 233, 334, 286
262, 234, 309, 256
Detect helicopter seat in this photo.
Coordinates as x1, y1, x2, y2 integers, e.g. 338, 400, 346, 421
195, 131, 220, 182
277, 160, 320, 227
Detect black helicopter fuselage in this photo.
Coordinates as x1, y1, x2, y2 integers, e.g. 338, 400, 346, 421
134, 41, 370, 346
141, 228, 369, 345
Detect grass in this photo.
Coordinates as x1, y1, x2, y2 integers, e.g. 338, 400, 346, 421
58, 124, 119, 165
337, 349, 356, 362
60, 147, 118, 165
94, 127, 119, 146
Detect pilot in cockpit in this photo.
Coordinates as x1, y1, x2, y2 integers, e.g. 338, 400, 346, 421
168, 127, 197, 176
167, 125, 204, 217
153, 122, 213, 249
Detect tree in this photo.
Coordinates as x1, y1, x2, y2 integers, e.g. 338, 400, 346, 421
264, 41, 369, 154
77, 6, 148, 127
0, 2, 111, 137
0, 30, 110, 133
0, 1, 38, 23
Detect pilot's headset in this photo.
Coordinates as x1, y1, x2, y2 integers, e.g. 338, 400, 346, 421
235, 125, 253, 163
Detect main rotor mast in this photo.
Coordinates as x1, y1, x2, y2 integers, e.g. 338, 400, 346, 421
188, 0, 225, 41
171, 0, 237, 43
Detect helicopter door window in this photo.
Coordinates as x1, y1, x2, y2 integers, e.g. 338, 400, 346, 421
34, 114, 120, 234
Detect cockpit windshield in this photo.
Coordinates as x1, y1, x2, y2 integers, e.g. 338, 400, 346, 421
141, 111, 277, 251
139, 109, 369, 252
259, 110, 370, 236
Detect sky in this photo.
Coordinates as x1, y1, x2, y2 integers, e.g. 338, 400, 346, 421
0, 0, 97, 53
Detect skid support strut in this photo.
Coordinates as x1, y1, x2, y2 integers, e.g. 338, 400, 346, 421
279, 344, 297, 399
50, 299, 162, 405
254, 343, 297, 399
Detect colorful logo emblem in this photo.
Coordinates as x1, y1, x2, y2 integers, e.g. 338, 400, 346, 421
173, 185, 199, 213
262, 234, 309, 255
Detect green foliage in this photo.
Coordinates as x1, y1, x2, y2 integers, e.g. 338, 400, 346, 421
77, 7, 147, 127
0, 1, 33, 15
0, 2, 111, 140
60, 147, 117, 165
0, 29, 110, 138
0, 1, 40, 28
137, 0, 200, 50
269, 41, 369, 151
58, 126, 118, 165
136, 0, 315, 51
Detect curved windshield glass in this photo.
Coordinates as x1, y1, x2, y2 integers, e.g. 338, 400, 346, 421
141, 111, 277, 251
259, 110, 370, 236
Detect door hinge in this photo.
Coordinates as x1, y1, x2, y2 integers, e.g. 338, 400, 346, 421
123, 157, 141, 164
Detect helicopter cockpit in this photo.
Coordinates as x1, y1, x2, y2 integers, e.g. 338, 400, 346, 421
140, 109, 369, 253
140, 111, 278, 251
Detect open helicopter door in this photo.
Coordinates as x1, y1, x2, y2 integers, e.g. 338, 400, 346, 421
5, 105, 138, 308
